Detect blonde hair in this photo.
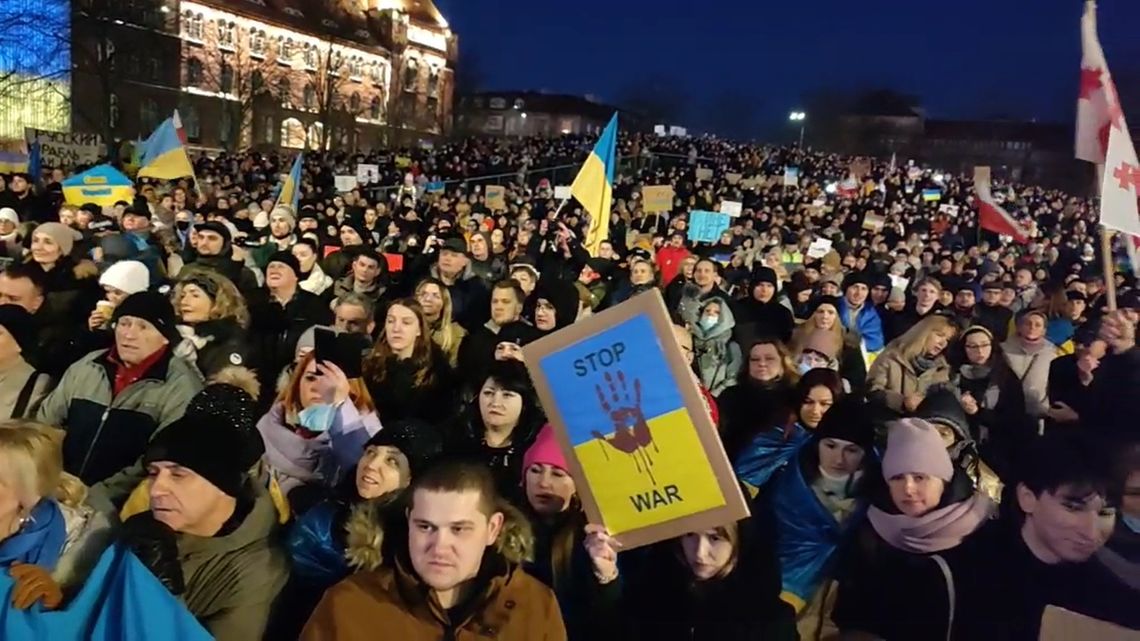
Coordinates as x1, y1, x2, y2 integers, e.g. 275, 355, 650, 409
0, 421, 86, 511
676, 521, 741, 580
887, 315, 958, 363
416, 278, 464, 362
172, 271, 251, 328
790, 307, 847, 361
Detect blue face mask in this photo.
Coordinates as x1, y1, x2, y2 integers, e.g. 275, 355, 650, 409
297, 403, 338, 433
699, 316, 718, 330
1123, 513, 1140, 534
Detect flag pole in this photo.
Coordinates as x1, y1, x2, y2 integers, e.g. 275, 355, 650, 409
1101, 226, 1117, 311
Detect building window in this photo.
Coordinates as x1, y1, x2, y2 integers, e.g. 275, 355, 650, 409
349, 57, 363, 79
513, 98, 525, 110
140, 99, 159, 132
280, 117, 304, 148
252, 70, 264, 93
280, 38, 295, 63
183, 11, 203, 40
427, 66, 439, 98
220, 109, 232, 144
403, 59, 417, 91
218, 20, 235, 47
251, 30, 266, 56
109, 94, 120, 129
370, 95, 382, 120
370, 62, 383, 84
349, 92, 360, 113
303, 83, 316, 111
219, 62, 233, 94
128, 54, 141, 78
183, 106, 201, 140
278, 78, 292, 108
306, 122, 324, 150
263, 115, 275, 144
186, 57, 203, 85
303, 44, 317, 69
147, 58, 160, 82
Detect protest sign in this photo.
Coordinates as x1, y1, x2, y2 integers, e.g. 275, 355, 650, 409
695, 167, 713, 181
25, 129, 103, 169
922, 188, 942, 202
356, 164, 379, 185
394, 155, 412, 168
862, 212, 886, 232
61, 164, 134, 207
725, 172, 742, 185
784, 167, 799, 186
334, 175, 358, 192
740, 177, 760, 190
554, 185, 573, 200
1039, 606, 1136, 641
485, 185, 506, 210
907, 165, 923, 180
938, 203, 960, 217
687, 211, 731, 243
889, 274, 910, 293
425, 181, 446, 193
523, 291, 749, 549
806, 238, 833, 259
383, 253, 405, 273
642, 185, 674, 213
718, 200, 742, 217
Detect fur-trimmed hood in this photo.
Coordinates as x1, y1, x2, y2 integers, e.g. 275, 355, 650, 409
343, 493, 534, 573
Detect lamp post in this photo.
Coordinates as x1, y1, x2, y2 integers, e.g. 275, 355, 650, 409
789, 111, 806, 147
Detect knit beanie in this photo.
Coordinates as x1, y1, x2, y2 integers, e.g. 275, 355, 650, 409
807, 295, 841, 318
522, 424, 569, 480
752, 266, 778, 287
267, 250, 301, 278
0, 304, 36, 354
0, 207, 18, 226
270, 205, 296, 231
185, 383, 265, 469
882, 418, 954, 482
113, 291, 179, 343
33, 222, 75, 257
364, 420, 444, 476
842, 271, 869, 293
144, 415, 251, 498
99, 260, 150, 295
195, 220, 232, 245
814, 396, 875, 451
497, 321, 542, 347
914, 389, 970, 446
801, 329, 842, 361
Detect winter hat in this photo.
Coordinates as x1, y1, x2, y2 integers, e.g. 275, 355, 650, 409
33, 222, 75, 257
185, 382, 264, 468
914, 389, 971, 447
270, 205, 296, 230
801, 329, 842, 361
530, 278, 579, 332
144, 415, 252, 498
0, 304, 36, 354
585, 257, 614, 280
267, 250, 301, 278
841, 271, 869, 293
195, 220, 232, 245
0, 207, 18, 226
882, 418, 954, 482
99, 260, 150, 295
522, 424, 569, 479
752, 266, 778, 287
364, 420, 444, 476
815, 396, 875, 451
497, 321, 542, 347
252, 210, 270, 230
807, 295, 841, 317
113, 291, 179, 344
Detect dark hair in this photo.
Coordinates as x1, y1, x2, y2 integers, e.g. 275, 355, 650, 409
492, 278, 526, 305
1, 262, 47, 294
409, 460, 501, 518
472, 360, 543, 444
1019, 430, 1117, 506
790, 368, 844, 426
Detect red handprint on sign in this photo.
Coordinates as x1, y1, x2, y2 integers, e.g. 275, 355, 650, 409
591, 371, 659, 485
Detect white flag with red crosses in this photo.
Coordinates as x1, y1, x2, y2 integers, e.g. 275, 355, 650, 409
1076, 1, 1116, 163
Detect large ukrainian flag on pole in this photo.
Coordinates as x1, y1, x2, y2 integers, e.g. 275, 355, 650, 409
571, 113, 618, 256
137, 110, 195, 180
275, 153, 303, 211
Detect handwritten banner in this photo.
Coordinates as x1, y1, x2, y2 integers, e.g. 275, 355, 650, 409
641, 185, 674, 213
485, 185, 506, 210
25, 129, 103, 170
688, 211, 731, 243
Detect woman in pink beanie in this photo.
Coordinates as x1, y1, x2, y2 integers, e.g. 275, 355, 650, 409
832, 417, 995, 640
520, 424, 620, 641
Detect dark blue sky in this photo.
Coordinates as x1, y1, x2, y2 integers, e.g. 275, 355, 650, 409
435, 0, 1140, 134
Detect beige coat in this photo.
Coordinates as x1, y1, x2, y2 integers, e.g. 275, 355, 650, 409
867, 350, 952, 413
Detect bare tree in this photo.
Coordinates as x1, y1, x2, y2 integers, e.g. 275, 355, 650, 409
0, 6, 70, 96
194, 26, 284, 151
310, 38, 370, 151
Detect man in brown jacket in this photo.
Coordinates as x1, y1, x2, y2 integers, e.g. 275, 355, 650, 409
302, 461, 566, 641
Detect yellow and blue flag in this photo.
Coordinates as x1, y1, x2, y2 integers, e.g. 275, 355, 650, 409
138, 110, 194, 180
275, 153, 303, 212
62, 164, 135, 207
0, 151, 28, 174
571, 113, 618, 256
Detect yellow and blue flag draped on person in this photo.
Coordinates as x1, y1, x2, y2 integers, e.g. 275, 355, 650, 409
61, 164, 134, 207
275, 153, 303, 211
138, 111, 194, 180
570, 113, 618, 256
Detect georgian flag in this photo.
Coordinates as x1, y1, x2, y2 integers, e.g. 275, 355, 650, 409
1076, 1, 1116, 163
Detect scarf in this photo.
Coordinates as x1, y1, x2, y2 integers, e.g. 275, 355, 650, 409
959, 364, 991, 381
0, 499, 66, 569
867, 492, 994, 554
174, 325, 213, 366
912, 354, 939, 374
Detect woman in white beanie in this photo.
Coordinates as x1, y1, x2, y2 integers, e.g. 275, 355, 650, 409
832, 418, 995, 641
87, 260, 151, 331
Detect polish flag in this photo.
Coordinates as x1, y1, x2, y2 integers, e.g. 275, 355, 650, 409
974, 168, 1031, 244
1076, 1, 1116, 163
172, 109, 189, 145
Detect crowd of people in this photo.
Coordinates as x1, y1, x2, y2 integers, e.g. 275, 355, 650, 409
0, 131, 1136, 640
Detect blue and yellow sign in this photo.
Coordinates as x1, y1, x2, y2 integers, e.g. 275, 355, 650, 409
525, 291, 748, 548
61, 164, 134, 207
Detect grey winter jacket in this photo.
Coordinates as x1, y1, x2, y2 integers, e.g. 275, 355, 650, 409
690, 296, 743, 396
1001, 337, 1056, 418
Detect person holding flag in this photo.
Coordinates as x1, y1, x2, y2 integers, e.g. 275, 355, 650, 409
569, 113, 618, 257
138, 111, 196, 182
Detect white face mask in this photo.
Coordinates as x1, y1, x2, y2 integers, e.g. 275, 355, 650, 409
1123, 513, 1140, 534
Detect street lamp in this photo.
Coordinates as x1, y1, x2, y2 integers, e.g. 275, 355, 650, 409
789, 111, 806, 147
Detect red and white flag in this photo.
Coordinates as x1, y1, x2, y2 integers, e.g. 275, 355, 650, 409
974, 167, 1031, 244
1076, 1, 1117, 163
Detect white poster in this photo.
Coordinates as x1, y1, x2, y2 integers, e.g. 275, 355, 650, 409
554, 185, 572, 200
356, 164, 380, 185
335, 175, 358, 192
807, 238, 833, 259
719, 200, 742, 217
25, 128, 103, 169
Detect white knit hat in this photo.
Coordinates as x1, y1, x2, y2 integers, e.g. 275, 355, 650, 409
0, 207, 18, 225
99, 260, 150, 295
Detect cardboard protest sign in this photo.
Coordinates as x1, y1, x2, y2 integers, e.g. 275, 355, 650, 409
642, 185, 674, 213
784, 167, 799, 187
425, 181, 446, 193
862, 212, 886, 232
719, 200, 743, 217
61, 164, 134, 207
922, 188, 942, 202
889, 274, 910, 292
938, 203, 960, 217
523, 291, 749, 549
740, 177, 761, 190
394, 155, 412, 168
356, 164, 379, 185
849, 157, 871, 181
725, 172, 742, 185
806, 238, 833, 259
334, 175, 358, 192
695, 167, 713, 181
1039, 606, 1137, 641
485, 185, 506, 210
25, 128, 103, 169
687, 211, 731, 243
554, 185, 573, 200
383, 253, 405, 272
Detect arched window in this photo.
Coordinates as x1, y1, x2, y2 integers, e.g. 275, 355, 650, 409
251, 30, 266, 55
218, 19, 235, 46
303, 83, 316, 111
263, 115, 275, 144
219, 61, 233, 93
403, 58, 417, 91
306, 122, 324, 150
278, 78, 292, 109
182, 105, 200, 140
427, 66, 439, 97
139, 99, 159, 132
369, 95, 381, 120
280, 117, 305, 149
186, 57, 203, 85
303, 44, 317, 69
349, 92, 360, 113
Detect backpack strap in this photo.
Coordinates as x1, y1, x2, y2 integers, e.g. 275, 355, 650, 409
11, 371, 44, 419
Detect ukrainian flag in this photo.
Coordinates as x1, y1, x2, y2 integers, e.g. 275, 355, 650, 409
62, 164, 135, 207
138, 111, 194, 180
276, 153, 303, 211
571, 113, 618, 256
0, 151, 28, 174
